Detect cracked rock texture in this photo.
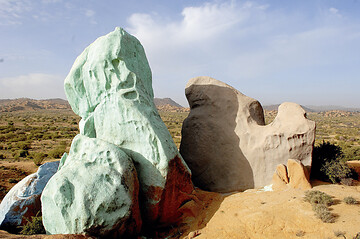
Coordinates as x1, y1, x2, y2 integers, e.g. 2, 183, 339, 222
180, 76, 316, 192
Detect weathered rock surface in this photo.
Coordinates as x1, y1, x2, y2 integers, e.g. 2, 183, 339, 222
0, 161, 59, 230
180, 76, 315, 192
272, 159, 312, 190
271, 164, 289, 191
42, 27, 197, 237
287, 159, 312, 190
41, 135, 141, 237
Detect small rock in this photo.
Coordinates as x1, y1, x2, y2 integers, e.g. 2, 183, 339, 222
0, 161, 59, 231
287, 159, 312, 190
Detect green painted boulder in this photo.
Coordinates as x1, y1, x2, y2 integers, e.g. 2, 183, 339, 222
41, 135, 141, 237
42, 27, 197, 237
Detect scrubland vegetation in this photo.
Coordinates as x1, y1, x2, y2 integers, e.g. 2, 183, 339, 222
265, 111, 360, 162
0, 109, 359, 202
0, 110, 79, 165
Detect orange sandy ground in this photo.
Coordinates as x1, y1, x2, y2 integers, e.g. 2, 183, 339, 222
1, 161, 360, 239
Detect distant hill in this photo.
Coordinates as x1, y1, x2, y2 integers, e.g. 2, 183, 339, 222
154, 98, 189, 112
304, 105, 360, 112
0, 98, 187, 113
263, 104, 360, 112
263, 104, 315, 112
0, 98, 70, 112
154, 98, 183, 108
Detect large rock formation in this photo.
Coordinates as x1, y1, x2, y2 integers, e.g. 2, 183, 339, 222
0, 161, 59, 231
42, 27, 197, 237
180, 76, 315, 192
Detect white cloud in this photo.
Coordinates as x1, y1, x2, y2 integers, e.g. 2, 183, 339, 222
85, 9, 95, 17
42, 0, 62, 3
126, 1, 360, 106
84, 9, 97, 24
127, 1, 263, 47
328, 7, 342, 18
0, 73, 66, 99
0, 0, 32, 25
329, 7, 338, 14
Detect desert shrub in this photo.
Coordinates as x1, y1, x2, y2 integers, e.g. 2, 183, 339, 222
0, 154, 5, 159
48, 146, 66, 159
354, 232, 360, 239
312, 204, 335, 223
304, 190, 334, 206
8, 178, 18, 183
334, 231, 346, 238
59, 140, 67, 146
20, 213, 46, 235
296, 230, 305, 237
343, 146, 360, 161
31, 152, 47, 166
340, 177, 354, 186
312, 141, 355, 183
343, 196, 357, 205
19, 150, 29, 157
14, 155, 20, 161
321, 160, 351, 184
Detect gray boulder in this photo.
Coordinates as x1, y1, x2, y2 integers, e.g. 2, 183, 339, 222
180, 76, 316, 192
0, 161, 59, 230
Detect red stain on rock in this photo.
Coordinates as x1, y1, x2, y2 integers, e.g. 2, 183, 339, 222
141, 155, 199, 236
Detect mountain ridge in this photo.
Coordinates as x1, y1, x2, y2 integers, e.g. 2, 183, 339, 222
0, 97, 186, 112
263, 104, 360, 112
1, 98, 359, 113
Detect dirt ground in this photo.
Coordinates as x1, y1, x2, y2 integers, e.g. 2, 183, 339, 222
183, 181, 360, 239
1, 161, 360, 239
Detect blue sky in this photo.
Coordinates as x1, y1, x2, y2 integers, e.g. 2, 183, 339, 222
0, 0, 359, 107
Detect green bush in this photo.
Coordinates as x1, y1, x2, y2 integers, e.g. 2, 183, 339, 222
312, 141, 355, 183
31, 152, 47, 166
8, 178, 18, 183
48, 146, 66, 159
19, 150, 29, 157
321, 161, 351, 184
343, 196, 357, 205
343, 146, 360, 161
304, 190, 334, 206
14, 155, 20, 161
20, 213, 46, 235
